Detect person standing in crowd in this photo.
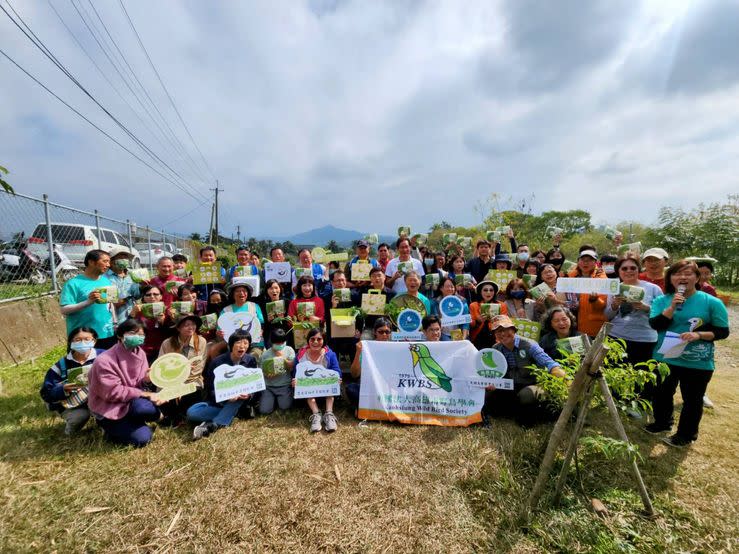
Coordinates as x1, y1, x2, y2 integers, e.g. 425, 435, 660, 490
291, 248, 328, 297
59, 249, 116, 349
188, 330, 260, 440
288, 275, 326, 327
422, 315, 443, 341
640, 247, 669, 292
605, 254, 663, 367
270, 247, 286, 263
538, 307, 582, 362
532, 263, 571, 321
446, 254, 476, 304
293, 328, 342, 433
646, 260, 730, 447
493, 253, 513, 271
323, 269, 359, 361
359, 267, 395, 337
130, 284, 173, 364
87, 319, 164, 447
219, 278, 266, 359
193, 246, 227, 301
483, 315, 565, 426
261, 278, 292, 347
376, 242, 392, 274
106, 251, 139, 323
149, 256, 185, 306
227, 245, 259, 280
545, 248, 566, 276
503, 278, 536, 320
695, 260, 718, 297
176, 284, 207, 316
568, 249, 608, 338
345, 240, 378, 292
403, 271, 432, 314
40, 327, 102, 435
433, 277, 470, 341
600, 254, 618, 279
385, 237, 425, 294
514, 244, 530, 278
465, 239, 495, 284
469, 280, 506, 350
531, 250, 547, 265
171, 254, 188, 274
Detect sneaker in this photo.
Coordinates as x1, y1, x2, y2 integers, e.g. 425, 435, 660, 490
662, 434, 694, 448
323, 411, 338, 432
309, 412, 323, 433
644, 422, 671, 435
193, 422, 217, 440
703, 395, 714, 409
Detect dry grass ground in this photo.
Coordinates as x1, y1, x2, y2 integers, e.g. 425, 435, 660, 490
1, 310, 737, 553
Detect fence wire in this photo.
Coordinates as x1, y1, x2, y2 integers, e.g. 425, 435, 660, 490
0, 191, 198, 303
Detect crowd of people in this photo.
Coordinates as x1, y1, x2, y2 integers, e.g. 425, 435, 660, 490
44, 230, 730, 450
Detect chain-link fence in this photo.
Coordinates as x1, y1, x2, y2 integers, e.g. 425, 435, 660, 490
0, 190, 198, 303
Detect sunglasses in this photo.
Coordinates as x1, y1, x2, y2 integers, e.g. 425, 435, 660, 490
376, 329, 391, 335
620, 266, 639, 271
309, 337, 324, 343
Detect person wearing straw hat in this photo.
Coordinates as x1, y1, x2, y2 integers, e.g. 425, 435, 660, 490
218, 278, 266, 359
484, 315, 565, 426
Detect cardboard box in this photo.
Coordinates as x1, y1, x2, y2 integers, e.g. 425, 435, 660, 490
330, 308, 357, 338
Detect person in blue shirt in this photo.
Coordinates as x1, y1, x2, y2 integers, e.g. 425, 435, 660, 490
106, 251, 140, 323
193, 245, 227, 302
432, 277, 470, 341
345, 239, 378, 292
59, 249, 116, 349
227, 245, 260, 281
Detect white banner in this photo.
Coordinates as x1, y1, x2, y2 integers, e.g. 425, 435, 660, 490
358, 340, 485, 426
293, 361, 341, 399
213, 363, 266, 402
555, 277, 620, 295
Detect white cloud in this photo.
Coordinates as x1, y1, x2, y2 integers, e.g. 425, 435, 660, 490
0, 0, 736, 240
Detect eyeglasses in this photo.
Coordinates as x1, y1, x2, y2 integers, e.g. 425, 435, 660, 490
619, 266, 639, 271
309, 337, 324, 343
144, 292, 162, 297
376, 329, 391, 335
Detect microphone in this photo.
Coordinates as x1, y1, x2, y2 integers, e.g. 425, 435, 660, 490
675, 284, 687, 311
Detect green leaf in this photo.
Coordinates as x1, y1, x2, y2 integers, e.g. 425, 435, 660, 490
0, 177, 14, 194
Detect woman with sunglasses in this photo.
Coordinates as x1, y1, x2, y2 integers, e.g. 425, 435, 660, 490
605, 254, 663, 368
292, 328, 342, 433
347, 318, 393, 410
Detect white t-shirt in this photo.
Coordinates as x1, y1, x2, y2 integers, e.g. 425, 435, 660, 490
385, 257, 425, 293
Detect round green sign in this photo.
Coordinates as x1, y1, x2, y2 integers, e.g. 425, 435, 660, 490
150, 353, 191, 388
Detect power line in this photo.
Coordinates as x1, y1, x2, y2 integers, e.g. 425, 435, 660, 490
46, 0, 192, 177
1, 1, 208, 201
68, 0, 209, 188
161, 198, 211, 227
82, 0, 211, 185
0, 46, 205, 202
117, 0, 216, 182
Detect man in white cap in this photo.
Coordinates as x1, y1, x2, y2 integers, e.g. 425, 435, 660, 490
640, 247, 669, 292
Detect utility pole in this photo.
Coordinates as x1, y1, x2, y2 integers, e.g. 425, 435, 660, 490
211, 181, 224, 246
237, 225, 241, 244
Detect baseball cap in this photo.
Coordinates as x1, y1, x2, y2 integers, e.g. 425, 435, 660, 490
578, 250, 598, 260
642, 247, 669, 261
357, 240, 369, 248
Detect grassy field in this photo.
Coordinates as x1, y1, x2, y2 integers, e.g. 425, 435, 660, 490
1, 319, 737, 553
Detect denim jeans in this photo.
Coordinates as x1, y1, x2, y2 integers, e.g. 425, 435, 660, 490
187, 400, 244, 427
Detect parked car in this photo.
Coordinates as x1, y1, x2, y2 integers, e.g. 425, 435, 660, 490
27, 223, 141, 268
134, 242, 176, 267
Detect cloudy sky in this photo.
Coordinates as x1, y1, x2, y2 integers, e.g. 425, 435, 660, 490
1, 0, 737, 239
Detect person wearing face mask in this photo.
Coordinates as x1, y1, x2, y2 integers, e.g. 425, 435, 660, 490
503, 279, 536, 320
515, 244, 530, 278
40, 327, 102, 435
87, 318, 165, 447
106, 251, 140, 323
599, 254, 618, 279
545, 248, 566, 276
259, 328, 296, 415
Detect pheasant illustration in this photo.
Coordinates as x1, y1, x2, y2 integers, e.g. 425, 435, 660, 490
409, 344, 452, 392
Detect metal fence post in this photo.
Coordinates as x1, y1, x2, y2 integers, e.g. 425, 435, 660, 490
43, 194, 59, 294
126, 219, 134, 251
94, 209, 102, 249
146, 226, 153, 271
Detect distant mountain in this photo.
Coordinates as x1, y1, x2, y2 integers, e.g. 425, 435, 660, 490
277, 225, 395, 248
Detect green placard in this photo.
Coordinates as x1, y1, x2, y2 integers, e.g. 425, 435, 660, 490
484, 269, 516, 290
512, 318, 542, 342
192, 263, 222, 285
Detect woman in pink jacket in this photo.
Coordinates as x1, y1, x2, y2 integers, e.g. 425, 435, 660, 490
88, 319, 164, 447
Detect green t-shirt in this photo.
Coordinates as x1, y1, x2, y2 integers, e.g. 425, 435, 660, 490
261, 346, 296, 387
60, 274, 115, 339
650, 291, 729, 370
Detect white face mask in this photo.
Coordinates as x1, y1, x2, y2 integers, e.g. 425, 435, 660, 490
602, 264, 615, 274
518, 253, 529, 262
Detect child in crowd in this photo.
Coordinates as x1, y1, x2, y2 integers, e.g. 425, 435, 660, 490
260, 328, 296, 415
40, 327, 103, 435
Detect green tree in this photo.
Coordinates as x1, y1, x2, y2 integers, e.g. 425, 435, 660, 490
189, 232, 202, 242
0, 165, 14, 193
325, 240, 340, 252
